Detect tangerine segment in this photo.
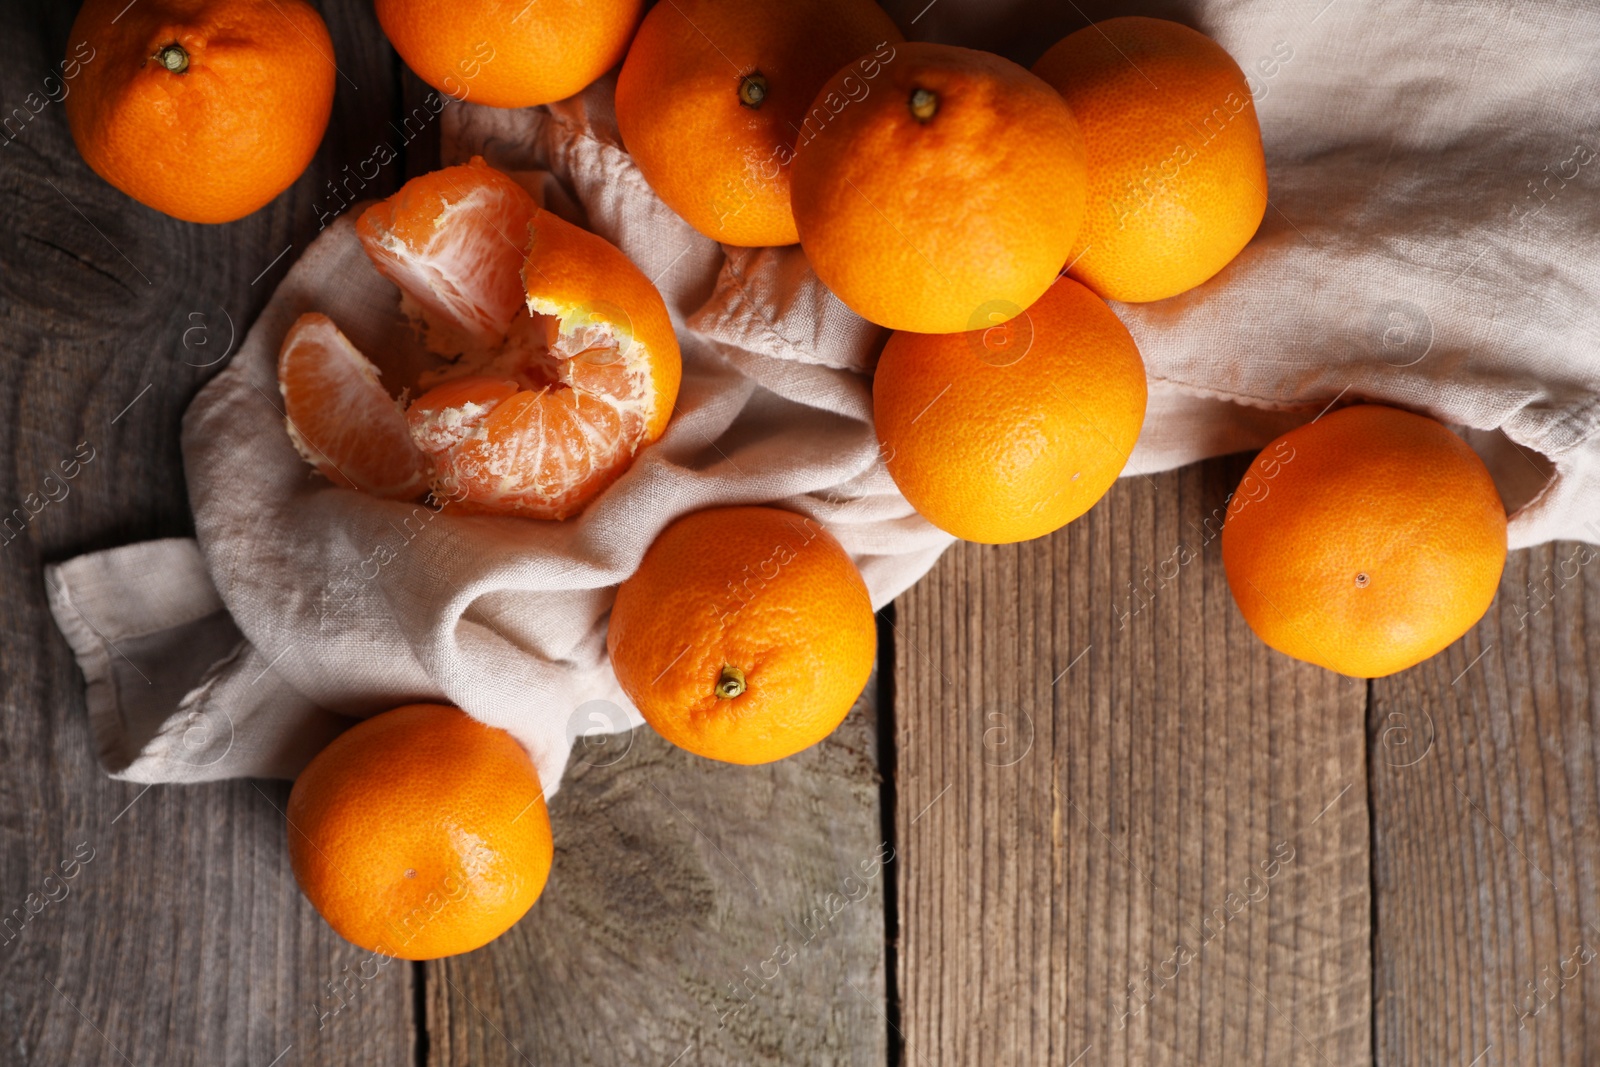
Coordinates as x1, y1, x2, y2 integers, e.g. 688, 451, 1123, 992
404, 209, 681, 519
356, 157, 539, 358
607, 506, 877, 765
277, 312, 429, 500
408, 373, 643, 519
287, 704, 554, 961
1221, 405, 1508, 678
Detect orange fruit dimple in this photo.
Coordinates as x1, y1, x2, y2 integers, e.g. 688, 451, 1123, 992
287, 704, 554, 961
278, 313, 430, 501
376, 0, 642, 110
1221, 405, 1509, 679
607, 507, 877, 765
874, 276, 1148, 544
615, 0, 903, 247
790, 42, 1087, 334
64, 0, 336, 223
1032, 17, 1268, 303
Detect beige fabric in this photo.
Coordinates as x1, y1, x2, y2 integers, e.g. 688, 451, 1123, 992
46, 0, 1600, 791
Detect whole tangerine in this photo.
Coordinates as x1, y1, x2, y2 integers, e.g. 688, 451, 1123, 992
64, 0, 337, 223
1033, 17, 1268, 303
607, 506, 877, 764
874, 276, 1147, 544
1221, 405, 1508, 678
376, 0, 642, 110
615, 0, 903, 247
790, 42, 1088, 334
287, 704, 554, 961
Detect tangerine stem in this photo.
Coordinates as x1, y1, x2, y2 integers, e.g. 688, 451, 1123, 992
739, 73, 768, 109
157, 43, 189, 74
715, 665, 746, 699
909, 87, 938, 123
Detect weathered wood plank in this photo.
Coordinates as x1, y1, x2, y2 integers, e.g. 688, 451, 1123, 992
0, 1, 414, 1063
895, 457, 1371, 1066
427, 678, 890, 1067
1372, 540, 1600, 1065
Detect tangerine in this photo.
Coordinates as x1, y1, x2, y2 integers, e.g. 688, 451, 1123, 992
64, 0, 337, 223
1221, 405, 1508, 678
789, 42, 1087, 334
376, 0, 641, 110
278, 159, 682, 519
873, 276, 1147, 543
607, 507, 876, 764
287, 704, 553, 960
1032, 17, 1268, 302
615, 0, 902, 247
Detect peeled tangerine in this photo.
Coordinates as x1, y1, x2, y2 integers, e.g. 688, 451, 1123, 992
277, 158, 681, 519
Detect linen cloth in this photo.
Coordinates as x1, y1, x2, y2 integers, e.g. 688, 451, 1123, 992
45, 0, 1600, 792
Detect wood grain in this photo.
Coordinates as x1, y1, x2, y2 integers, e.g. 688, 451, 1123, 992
426, 679, 890, 1066
6, 0, 1596, 1061
0, 1, 414, 1063
894, 457, 1371, 1066
1372, 539, 1600, 1065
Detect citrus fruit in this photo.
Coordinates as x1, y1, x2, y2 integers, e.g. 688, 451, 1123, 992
615, 0, 902, 247
607, 506, 876, 764
275, 158, 681, 518
64, 0, 336, 223
278, 313, 430, 500
375, 0, 642, 110
1032, 17, 1268, 303
287, 704, 553, 960
873, 276, 1147, 544
789, 42, 1088, 334
362, 161, 680, 519
1221, 405, 1508, 678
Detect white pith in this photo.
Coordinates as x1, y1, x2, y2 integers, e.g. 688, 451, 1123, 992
367, 185, 531, 359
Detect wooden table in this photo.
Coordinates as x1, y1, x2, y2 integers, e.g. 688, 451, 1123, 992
4, 2, 1597, 1063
